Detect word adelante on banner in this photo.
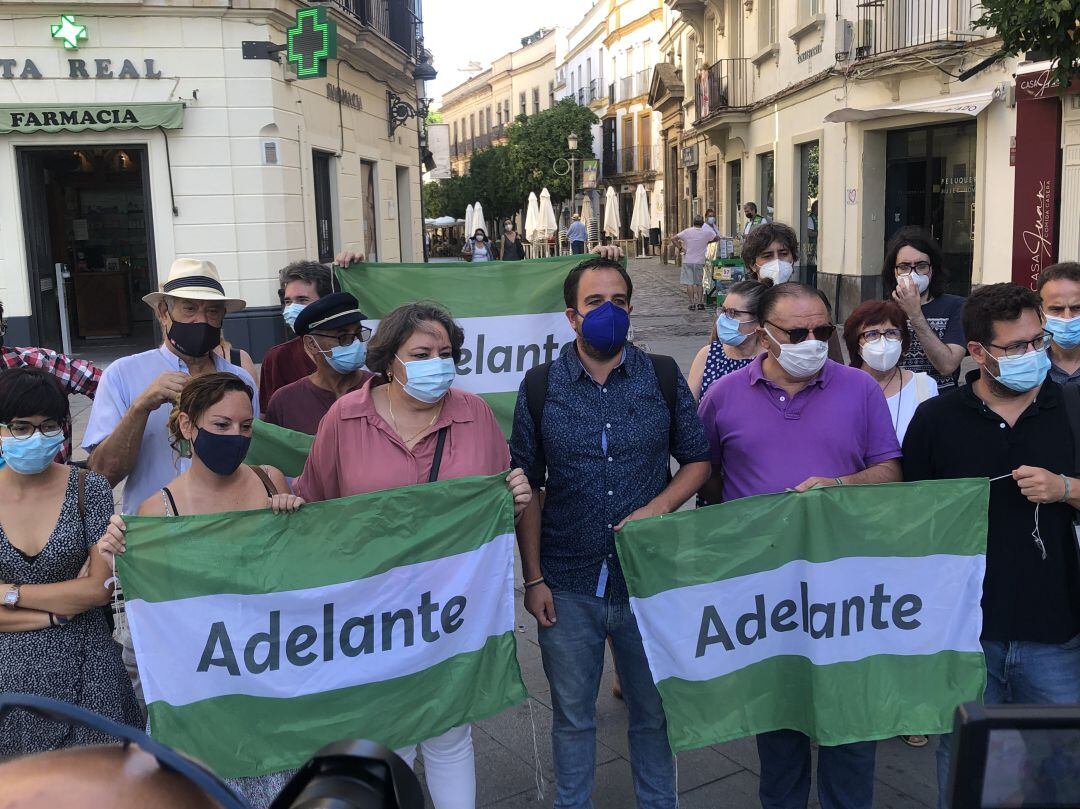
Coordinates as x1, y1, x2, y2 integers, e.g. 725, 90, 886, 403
199, 590, 468, 677
696, 582, 922, 658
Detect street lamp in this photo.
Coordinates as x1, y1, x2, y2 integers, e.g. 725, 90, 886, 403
555, 132, 580, 249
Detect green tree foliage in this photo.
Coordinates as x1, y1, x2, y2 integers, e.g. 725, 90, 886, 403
977, 1, 1080, 89
506, 98, 599, 207
422, 99, 599, 225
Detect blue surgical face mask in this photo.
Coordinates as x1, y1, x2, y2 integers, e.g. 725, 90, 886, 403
319, 339, 367, 374
716, 313, 750, 346
988, 347, 1051, 393
0, 432, 65, 475
706, 216, 716, 226
576, 300, 630, 357
283, 303, 306, 330
395, 355, 457, 404
1046, 315, 1080, 350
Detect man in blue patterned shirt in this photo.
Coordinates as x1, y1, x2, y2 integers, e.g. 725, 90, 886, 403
510, 256, 711, 809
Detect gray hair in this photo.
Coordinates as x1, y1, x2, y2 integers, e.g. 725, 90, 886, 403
365, 302, 465, 379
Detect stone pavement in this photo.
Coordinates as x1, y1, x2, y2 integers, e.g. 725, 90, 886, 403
66, 256, 939, 808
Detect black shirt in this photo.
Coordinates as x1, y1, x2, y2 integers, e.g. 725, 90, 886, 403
902, 370, 1080, 644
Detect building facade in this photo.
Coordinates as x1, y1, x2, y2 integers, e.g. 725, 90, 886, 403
596, 0, 668, 239
0, 0, 427, 359
440, 28, 558, 177
653, 0, 1033, 313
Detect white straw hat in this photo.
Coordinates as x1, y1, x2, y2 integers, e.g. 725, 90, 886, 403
142, 259, 246, 313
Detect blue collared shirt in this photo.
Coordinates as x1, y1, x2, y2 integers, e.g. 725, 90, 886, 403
567, 221, 588, 242
510, 342, 710, 601
82, 344, 258, 514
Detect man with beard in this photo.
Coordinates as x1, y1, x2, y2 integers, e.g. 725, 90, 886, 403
509, 256, 711, 808
902, 283, 1080, 809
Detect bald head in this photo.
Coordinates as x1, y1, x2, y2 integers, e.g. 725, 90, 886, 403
0, 746, 220, 809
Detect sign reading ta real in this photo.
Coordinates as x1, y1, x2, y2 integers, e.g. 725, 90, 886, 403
0, 58, 164, 80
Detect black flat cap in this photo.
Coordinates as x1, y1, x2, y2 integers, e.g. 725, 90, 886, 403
294, 292, 366, 335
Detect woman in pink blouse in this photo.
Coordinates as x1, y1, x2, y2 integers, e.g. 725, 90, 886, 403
296, 301, 530, 809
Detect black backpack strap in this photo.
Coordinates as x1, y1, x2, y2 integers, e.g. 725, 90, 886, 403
230, 347, 242, 367
523, 361, 553, 485
1062, 383, 1080, 475
647, 353, 679, 451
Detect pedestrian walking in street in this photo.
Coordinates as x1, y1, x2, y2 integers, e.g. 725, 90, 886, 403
687, 279, 767, 401
510, 256, 711, 809
881, 227, 966, 390
0, 367, 139, 758
567, 214, 588, 255
296, 301, 531, 809
698, 282, 902, 809
673, 215, 718, 311
259, 260, 334, 412
462, 229, 493, 262
844, 300, 938, 446
901, 284, 1080, 809
264, 293, 374, 435
1039, 261, 1080, 387
500, 222, 526, 261
117, 372, 302, 808
1, 299, 101, 463
83, 259, 257, 515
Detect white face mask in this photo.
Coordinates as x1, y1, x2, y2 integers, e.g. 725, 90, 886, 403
764, 326, 828, 379
759, 259, 794, 285
860, 336, 903, 373
899, 272, 930, 295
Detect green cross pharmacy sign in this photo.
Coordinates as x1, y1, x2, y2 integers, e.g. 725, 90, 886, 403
287, 7, 337, 80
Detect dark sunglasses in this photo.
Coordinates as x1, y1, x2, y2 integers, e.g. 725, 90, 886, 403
765, 320, 836, 344
0, 693, 248, 809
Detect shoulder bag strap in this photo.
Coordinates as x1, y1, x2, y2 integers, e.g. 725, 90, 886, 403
428, 427, 450, 483
248, 464, 279, 496
524, 361, 552, 484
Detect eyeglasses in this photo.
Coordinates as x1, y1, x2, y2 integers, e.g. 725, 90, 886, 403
1, 420, 65, 440
860, 328, 903, 343
895, 261, 932, 275
309, 326, 372, 347
765, 320, 836, 344
984, 331, 1052, 359
719, 306, 756, 322
0, 693, 247, 809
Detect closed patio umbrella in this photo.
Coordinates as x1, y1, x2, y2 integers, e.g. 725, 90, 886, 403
603, 186, 621, 238
525, 192, 540, 244
630, 184, 651, 257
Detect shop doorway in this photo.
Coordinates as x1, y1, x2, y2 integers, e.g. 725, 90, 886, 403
17, 146, 157, 358
885, 122, 976, 295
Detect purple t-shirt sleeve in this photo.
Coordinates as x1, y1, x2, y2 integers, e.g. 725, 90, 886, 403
697, 386, 724, 466
862, 376, 903, 466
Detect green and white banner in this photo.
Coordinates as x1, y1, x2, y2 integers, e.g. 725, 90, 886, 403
245, 419, 313, 477
337, 255, 589, 433
617, 479, 989, 751
117, 474, 526, 778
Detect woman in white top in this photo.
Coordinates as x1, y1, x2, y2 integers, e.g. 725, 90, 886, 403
462, 229, 493, 262
844, 300, 938, 447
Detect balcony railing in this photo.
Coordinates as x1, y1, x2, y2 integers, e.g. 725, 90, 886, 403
589, 78, 603, 103
602, 145, 661, 177
331, 0, 420, 59
695, 58, 750, 120
611, 71, 654, 103
608, 82, 616, 104
855, 0, 977, 58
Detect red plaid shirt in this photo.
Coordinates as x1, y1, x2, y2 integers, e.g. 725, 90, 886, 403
1, 345, 101, 462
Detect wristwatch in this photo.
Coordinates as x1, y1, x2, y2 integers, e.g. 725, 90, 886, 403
3, 585, 21, 610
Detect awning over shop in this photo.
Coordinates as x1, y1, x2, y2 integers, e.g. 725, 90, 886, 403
0, 102, 184, 134
824, 90, 999, 123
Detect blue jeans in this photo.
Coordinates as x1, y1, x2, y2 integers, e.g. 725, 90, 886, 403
571, 241, 586, 254
538, 590, 675, 809
937, 636, 1080, 808
757, 731, 876, 809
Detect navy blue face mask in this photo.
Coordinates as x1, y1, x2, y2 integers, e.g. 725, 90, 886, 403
193, 429, 251, 476
576, 300, 630, 357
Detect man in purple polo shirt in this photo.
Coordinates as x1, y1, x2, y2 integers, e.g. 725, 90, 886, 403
698, 281, 901, 809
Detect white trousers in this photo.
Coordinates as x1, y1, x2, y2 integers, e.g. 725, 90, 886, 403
396, 724, 476, 809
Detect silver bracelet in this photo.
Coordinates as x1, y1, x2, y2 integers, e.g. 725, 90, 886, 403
1060, 474, 1072, 503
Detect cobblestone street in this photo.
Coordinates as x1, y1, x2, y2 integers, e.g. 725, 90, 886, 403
66, 256, 939, 808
